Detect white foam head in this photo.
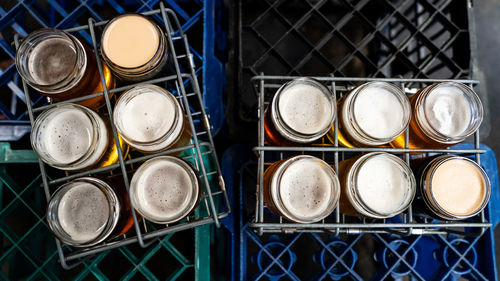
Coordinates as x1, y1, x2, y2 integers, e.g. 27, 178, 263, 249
115, 85, 177, 143
57, 182, 110, 243
278, 157, 338, 221
131, 157, 198, 223
39, 107, 93, 164
424, 85, 472, 137
355, 154, 413, 215
277, 82, 334, 135
353, 84, 407, 139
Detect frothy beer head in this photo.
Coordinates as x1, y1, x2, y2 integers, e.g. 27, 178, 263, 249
102, 14, 160, 68
32, 104, 108, 170
270, 156, 340, 223
271, 78, 335, 143
426, 156, 490, 217
57, 182, 110, 243
130, 156, 199, 224
114, 84, 183, 152
352, 83, 409, 139
354, 153, 415, 216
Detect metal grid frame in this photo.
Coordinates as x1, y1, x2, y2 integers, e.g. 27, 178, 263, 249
13, 2, 230, 269
250, 75, 490, 236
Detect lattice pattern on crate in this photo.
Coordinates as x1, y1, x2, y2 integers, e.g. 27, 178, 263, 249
0, 0, 225, 141
236, 0, 472, 122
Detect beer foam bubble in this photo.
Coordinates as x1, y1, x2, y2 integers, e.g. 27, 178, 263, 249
278, 83, 333, 135
40, 108, 94, 164
279, 158, 334, 219
28, 37, 77, 86
135, 160, 194, 221
119, 90, 176, 142
57, 183, 110, 243
353, 86, 405, 139
424, 85, 472, 137
356, 155, 410, 215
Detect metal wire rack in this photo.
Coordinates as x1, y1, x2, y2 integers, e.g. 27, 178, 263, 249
13, 2, 230, 269
250, 75, 490, 236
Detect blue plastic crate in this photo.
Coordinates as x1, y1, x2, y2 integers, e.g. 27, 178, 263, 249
0, 0, 226, 141
221, 144, 500, 281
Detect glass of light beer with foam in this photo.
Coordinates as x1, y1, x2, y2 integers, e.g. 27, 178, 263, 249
101, 14, 167, 81
31, 103, 126, 171
391, 82, 483, 149
129, 156, 201, 224
264, 78, 336, 146
418, 155, 490, 220
327, 82, 411, 147
46, 177, 134, 247
113, 84, 191, 154
263, 155, 340, 223
15, 28, 115, 109
338, 152, 416, 219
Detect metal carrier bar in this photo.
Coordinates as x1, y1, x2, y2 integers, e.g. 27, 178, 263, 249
251, 75, 490, 236
14, 2, 230, 269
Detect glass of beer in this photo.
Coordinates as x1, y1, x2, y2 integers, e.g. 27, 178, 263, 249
391, 82, 483, 149
418, 155, 490, 220
15, 28, 115, 109
46, 177, 134, 247
327, 82, 411, 147
113, 84, 191, 154
129, 156, 201, 224
263, 155, 340, 223
101, 14, 167, 81
264, 78, 336, 146
31, 103, 126, 171
338, 152, 416, 219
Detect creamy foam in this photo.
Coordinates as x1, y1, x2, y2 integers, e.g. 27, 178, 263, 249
279, 158, 335, 219
102, 14, 159, 68
134, 160, 195, 221
424, 85, 472, 137
354, 85, 405, 139
57, 183, 110, 243
40, 108, 93, 164
119, 90, 176, 142
278, 83, 333, 134
27, 37, 77, 85
356, 155, 411, 215
431, 159, 486, 216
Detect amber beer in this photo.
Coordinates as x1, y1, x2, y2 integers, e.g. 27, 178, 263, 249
16, 28, 115, 109
327, 82, 411, 147
416, 155, 490, 220
263, 155, 340, 223
391, 82, 483, 149
264, 78, 336, 146
338, 152, 416, 218
31, 103, 127, 171
46, 177, 134, 247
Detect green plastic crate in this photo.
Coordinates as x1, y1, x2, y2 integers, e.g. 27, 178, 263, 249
0, 142, 212, 280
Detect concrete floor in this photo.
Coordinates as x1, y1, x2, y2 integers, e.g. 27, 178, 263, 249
472, 0, 500, 277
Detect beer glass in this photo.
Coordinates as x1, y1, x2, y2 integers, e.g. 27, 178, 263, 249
46, 177, 134, 247
417, 155, 490, 220
113, 84, 191, 154
338, 152, 416, 219
129, 156, 201, 224
264, 78, 336, 146
16, 28, 115, 109
101, 14, 167, 81
31, 103, 126, 171
263, 155, 340, 223
327, 82, 411, 147
391, 82, 483, 149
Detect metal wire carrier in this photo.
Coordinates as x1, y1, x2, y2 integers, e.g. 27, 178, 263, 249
14, 3, 230, 269
250, 74, 490, 236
